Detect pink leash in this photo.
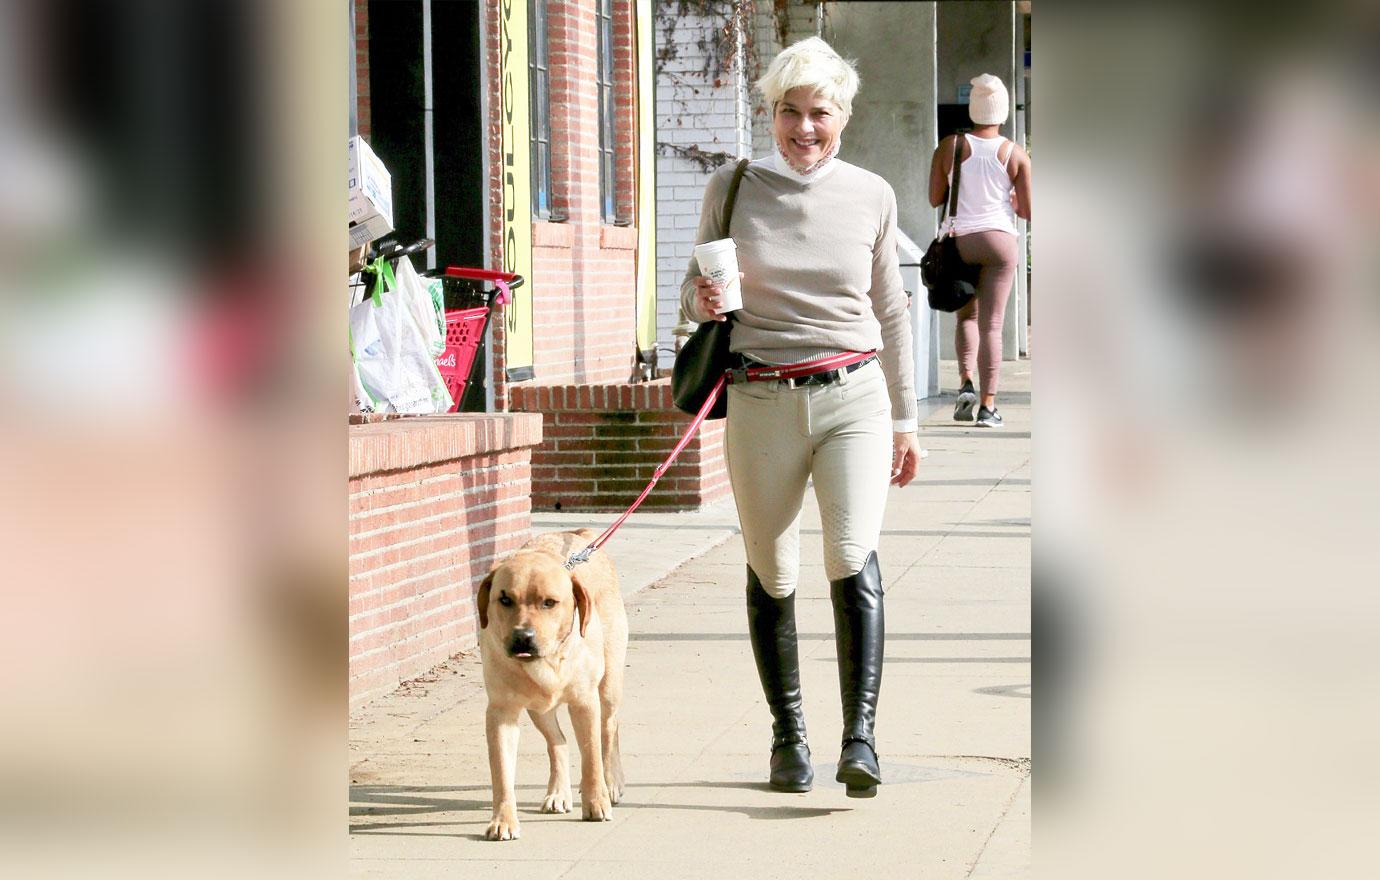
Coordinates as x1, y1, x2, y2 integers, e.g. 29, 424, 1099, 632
564, 370, 728, 570
564, 350, 874, 570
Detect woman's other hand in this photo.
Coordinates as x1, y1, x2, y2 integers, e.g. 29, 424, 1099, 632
890, 432, 921, 487
692, 273, 744, 322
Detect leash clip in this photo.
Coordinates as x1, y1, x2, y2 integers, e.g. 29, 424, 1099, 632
564, 547, 594, 570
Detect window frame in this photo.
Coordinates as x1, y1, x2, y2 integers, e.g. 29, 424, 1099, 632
594, 0, 622, 225
528, 0, 556, 220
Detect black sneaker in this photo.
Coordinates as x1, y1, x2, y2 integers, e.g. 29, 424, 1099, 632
976, 405, 1003, 428
954, 382, 977, 422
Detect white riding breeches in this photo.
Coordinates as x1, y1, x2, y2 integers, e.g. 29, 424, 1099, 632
725, 359, 893, 598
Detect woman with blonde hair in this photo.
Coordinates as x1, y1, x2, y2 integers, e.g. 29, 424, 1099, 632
681, 36, 920, 798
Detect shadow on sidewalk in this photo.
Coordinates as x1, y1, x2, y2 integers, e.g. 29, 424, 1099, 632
930, 391, 1031, 406
629, 631, 1029, 642
350, 782, 847, 838
919, 430, 1032, 439
794, 527, 1028, 537
901, 478, 1030, 487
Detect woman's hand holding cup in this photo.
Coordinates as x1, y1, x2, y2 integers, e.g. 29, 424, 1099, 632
693, 273, 745, 322
692, 238, 743, 320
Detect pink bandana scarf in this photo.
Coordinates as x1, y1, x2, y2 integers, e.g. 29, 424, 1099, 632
773, 135, 842, 179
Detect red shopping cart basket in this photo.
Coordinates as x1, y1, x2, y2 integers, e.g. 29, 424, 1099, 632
431, 267, 523, 413
437, 307, 487, 410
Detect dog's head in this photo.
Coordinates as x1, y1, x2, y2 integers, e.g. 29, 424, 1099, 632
477, 551, 591, 662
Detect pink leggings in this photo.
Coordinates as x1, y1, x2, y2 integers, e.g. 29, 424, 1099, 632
954, 230, 1018, 397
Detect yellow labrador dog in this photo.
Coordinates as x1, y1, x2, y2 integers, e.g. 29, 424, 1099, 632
477, 529, 628, 841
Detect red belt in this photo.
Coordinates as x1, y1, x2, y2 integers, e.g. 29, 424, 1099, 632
729, 350, 878, 387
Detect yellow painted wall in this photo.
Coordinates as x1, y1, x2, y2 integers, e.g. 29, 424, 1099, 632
499, 0, 533, 374
634, 0, 657, 355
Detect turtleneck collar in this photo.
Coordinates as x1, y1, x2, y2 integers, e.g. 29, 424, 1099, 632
770, 137, 842, 184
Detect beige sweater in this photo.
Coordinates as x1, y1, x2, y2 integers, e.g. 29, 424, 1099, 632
680, 158, 917, 423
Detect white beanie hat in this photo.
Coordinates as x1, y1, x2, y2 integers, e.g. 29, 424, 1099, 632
968, 74, 1009, 125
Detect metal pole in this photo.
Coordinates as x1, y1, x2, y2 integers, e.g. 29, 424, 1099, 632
423, 0, 437, 270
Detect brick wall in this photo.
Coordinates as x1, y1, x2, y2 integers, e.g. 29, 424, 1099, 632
510, 379, 729, 512
349, 414, 543, 709
481, 0, 514, 411
354, 0, 370, 140
487, 0, 644, 398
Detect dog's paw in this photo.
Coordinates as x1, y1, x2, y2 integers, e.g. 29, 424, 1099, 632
485, 808, 521, 841
540, 789, 572, 814
581, 793, 613, 822
604, 775, 624, 805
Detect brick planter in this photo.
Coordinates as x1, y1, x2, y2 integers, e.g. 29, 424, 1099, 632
348, 413, 543, 709
510, 379, 729, 512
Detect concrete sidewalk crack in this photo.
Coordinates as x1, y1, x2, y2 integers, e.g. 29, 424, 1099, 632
963, 771, 1030, 878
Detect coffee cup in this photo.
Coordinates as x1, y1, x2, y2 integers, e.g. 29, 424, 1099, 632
693, 238, 742, 314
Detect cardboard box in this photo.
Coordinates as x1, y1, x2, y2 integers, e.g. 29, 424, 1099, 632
348, 136, 394, 249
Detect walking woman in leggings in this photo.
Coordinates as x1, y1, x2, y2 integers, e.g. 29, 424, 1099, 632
681, 37, 921, 798
929, 73, 1032, 428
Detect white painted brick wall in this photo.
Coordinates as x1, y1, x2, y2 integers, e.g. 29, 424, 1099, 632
652, 1, 751, 361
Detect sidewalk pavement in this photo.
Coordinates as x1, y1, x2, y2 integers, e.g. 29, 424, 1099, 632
349, 359, 1031, 879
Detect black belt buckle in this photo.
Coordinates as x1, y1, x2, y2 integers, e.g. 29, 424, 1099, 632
786, 368, 839, 389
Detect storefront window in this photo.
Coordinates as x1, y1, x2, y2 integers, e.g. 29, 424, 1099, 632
529, 0, 553, 218
595, 0, 618, 224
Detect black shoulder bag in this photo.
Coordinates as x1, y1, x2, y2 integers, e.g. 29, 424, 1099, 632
921, 134, 980, 312
671, 158, 750, 420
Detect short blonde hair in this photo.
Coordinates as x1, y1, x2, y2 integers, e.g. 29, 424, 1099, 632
756, 36, 860, 118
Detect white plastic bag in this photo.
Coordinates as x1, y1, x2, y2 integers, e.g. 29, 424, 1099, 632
349, 304, 384, 412
394, 256, 446, 358
349, 259, 453, 414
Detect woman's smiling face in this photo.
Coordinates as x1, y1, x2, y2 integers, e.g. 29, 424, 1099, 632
772, 86, 845, 171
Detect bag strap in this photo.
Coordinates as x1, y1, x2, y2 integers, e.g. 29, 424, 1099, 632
721, 158, 750, 238
712, 158, 750, 328
942, 134, 965, 234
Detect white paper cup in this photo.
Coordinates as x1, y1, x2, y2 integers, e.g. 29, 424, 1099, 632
693, 238, 742, 314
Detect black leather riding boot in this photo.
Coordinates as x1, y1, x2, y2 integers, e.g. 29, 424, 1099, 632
831, 551, 885, 797
746, 566, 813, 792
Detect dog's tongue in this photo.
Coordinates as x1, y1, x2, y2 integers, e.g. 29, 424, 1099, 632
515, 652, 533, 658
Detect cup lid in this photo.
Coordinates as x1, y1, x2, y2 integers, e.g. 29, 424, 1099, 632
693, 238, 736, 253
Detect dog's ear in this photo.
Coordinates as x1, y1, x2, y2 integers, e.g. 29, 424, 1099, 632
477, 571, 495, 629
570, 574, 592, 639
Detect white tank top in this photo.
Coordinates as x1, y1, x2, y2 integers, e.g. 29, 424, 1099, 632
949, 134, 1018, 237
